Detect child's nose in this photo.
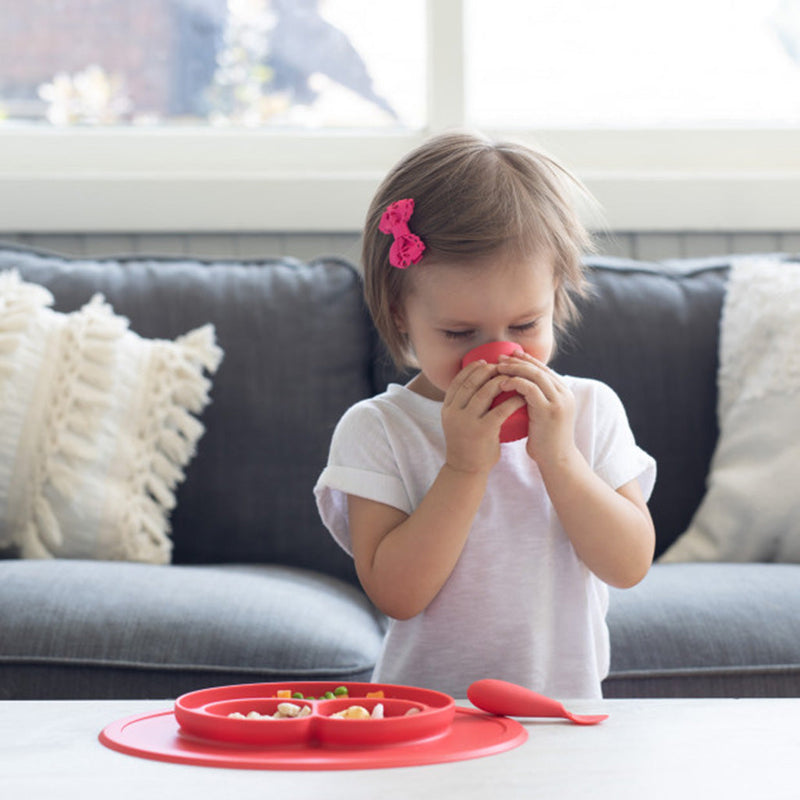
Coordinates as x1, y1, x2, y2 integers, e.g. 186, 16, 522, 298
479, 333, 507, 347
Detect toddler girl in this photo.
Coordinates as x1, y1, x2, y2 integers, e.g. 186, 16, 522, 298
314, 131, 655, 698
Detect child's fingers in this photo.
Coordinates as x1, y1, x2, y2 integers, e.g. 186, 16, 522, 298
442, 360, 484, 407
499, 368, 559, 405
444, 360, 498, 409
465, 373, 516, 415
487, 391, 527, 423
497, 356, 565, 402
498, 351, 559, 377
499, 374, 549, 408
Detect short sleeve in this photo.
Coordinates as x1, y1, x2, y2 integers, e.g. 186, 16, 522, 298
314, 401, 412, 555
576, 379, 656, 501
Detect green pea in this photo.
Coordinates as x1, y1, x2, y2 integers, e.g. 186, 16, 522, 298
292, 692, 304, 699
323, 691, 335, 699
333, 686, 348, 697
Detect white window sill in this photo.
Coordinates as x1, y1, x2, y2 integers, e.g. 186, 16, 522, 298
1, 128, 798, 233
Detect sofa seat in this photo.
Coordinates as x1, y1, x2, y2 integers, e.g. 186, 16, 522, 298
605, 563, 800, 697
0, 560, 386, 699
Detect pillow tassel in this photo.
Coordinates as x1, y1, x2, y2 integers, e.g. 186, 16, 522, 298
122, 325, 222, 560
143, 531, 171, 562
150, 450, 184, 489
145, 472, 177, 511
168, 406, 205, 442
33, 494, 64, 552
46, 460, 82, 499
0, 270, 53, 314
65, 407, 95, 438
57, 429, 98, 462
176, 324, 224, 373
133, 498, 171, 560
84, 295, 129, 337
172, 376, 212, 413
21, 521, 55, 559
157, 427, 193, 464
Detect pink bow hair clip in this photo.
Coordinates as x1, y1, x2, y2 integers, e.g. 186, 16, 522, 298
379, 198, 426, 268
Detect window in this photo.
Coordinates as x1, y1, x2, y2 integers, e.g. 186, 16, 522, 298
466, 0, 800, 128
1, 0, 426, 130
1, 0, 798, 233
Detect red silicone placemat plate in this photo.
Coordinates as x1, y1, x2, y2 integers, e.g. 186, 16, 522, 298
99, 707, 527, 770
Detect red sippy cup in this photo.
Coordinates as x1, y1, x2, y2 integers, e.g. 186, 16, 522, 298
461, 341, 529, 443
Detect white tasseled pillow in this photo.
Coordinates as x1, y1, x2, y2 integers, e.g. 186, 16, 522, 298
0, 270, 223, 563
661, 258, 800, 563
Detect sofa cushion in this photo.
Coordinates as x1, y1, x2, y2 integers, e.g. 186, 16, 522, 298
604, 563, 800, 697
0, 246, 374, 583
0, 559, 386, 699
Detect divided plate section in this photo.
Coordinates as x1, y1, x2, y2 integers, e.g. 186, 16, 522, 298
174, 681, 456, 747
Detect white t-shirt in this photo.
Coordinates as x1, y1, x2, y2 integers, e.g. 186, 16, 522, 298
314, 376, 655, 698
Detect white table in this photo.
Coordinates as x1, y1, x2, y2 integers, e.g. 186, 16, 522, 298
2, 698, 798, 799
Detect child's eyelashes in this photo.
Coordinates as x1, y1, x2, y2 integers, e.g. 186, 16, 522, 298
510, 320, 538, 333
442, 321, 538, 340
443, 329, 474, 340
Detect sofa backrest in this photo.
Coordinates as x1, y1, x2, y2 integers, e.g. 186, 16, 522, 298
0, 245, 743, 565
0, 246, 374, 584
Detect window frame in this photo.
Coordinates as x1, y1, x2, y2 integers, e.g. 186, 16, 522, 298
0, 0, 798, 234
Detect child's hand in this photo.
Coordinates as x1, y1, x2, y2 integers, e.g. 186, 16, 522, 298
441, 359, 526, 474
496, 352, 577, 467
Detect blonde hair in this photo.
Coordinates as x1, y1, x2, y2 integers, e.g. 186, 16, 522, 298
362, 131, 596, 367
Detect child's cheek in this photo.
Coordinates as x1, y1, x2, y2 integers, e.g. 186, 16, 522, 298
524, 333, 555, 365
529, 346, 551, 364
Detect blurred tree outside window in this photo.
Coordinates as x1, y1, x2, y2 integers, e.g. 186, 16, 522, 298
0, 0, 426, 128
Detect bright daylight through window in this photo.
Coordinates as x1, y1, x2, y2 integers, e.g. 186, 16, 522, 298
0, 0, 426, 129
467, 0, 800, 128
2, 0, 799, 130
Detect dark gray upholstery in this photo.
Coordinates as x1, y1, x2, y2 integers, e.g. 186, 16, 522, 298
1, 243, 798, 699
606, 563, 800, 697
0, 560, 385, 699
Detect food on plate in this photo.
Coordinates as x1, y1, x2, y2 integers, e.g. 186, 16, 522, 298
228, 702, 312, 720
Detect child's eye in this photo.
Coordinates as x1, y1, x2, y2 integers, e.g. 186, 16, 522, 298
510, 320, 538, 333
443, 329, 474, 340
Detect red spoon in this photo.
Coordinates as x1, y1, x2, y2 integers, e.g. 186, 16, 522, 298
467, 679, 608, 725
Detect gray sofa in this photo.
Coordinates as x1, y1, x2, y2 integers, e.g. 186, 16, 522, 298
1, 243, 798, 700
